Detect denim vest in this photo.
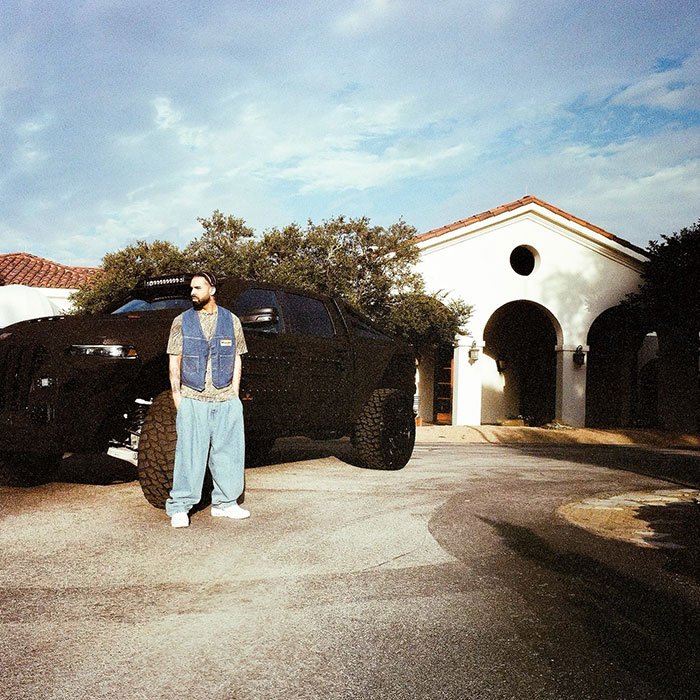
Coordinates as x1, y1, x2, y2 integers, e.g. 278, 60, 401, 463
180, 307, 236, 392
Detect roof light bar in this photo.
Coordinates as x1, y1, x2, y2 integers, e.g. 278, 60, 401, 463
142, 276, 188, 288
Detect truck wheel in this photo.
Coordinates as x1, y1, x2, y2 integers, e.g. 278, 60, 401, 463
137, 391, 217, 509
352, 389, 415, 470
137, 390, 178, 508
0, 452, 63, 486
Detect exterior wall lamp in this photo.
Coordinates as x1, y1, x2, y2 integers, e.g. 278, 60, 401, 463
496, 358, 507, 373
573, 345, 586, 367
468, 341, 479, 364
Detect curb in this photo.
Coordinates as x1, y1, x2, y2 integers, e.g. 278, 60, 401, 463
415, 425, 700, 449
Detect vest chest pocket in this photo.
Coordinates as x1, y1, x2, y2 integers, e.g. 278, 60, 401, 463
182, 354, 200, 374
217, 337, 235, 356
215, 347, 236, 389
216, 340, 236, 370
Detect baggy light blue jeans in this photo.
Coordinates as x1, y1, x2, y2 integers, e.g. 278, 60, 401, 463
166, 396, 245, 515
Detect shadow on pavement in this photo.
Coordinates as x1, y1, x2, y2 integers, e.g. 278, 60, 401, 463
481, 516, 700, 697
502, 443, 700, 489
247, 436, 361, 469
46, 437, 359, 487
55, 453, 138, 485
635, 500, 700, 576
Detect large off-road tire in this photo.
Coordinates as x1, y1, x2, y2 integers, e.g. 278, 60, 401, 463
352, 389, 416, 470
137, 390, 178, 508
0, 452, 63, 486
137, 391, 218, 509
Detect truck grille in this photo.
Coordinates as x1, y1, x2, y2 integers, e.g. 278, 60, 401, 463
0, 344, 49, 412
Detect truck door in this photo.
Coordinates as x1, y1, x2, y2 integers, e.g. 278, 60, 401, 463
277, 291, 352, 432
233, 288, 293, 432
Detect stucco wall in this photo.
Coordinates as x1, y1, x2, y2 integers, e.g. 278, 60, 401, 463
419, 211, 643, 343
415, 204, 647, 426
40, 287, 75, 313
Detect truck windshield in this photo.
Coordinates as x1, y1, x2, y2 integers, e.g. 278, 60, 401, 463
111, 298, 192, 314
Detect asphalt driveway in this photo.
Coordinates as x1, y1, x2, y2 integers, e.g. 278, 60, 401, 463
2, 435, 700, 699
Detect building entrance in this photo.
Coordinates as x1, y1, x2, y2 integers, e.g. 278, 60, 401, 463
483, 301, 557, 425
585, 305, 645, 427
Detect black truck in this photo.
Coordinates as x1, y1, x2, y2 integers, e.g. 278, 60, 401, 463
0, 275, 417, 506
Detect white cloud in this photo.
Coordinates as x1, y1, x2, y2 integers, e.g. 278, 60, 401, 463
152, 97, 207, 148
274, 143, 466, 192
611, 51, 700, 111
13, 146, 47, 169
16, 115, 52, 135
142, 90, 465, 197
432, 124, 700, 245
334, 0, 397, 34
481, 0, 515, 25
153, 97, 181, 130
2, 0, 700, 265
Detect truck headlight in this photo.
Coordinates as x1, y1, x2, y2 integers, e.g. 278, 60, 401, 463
68, 344, 138, 359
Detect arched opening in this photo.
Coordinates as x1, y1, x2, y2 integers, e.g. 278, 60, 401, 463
585, 305, 646, 427
483, 301, 557, 425
637, 356, 659, 428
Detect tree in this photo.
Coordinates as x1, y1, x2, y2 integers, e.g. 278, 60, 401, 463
624, 219, 700, 432
69, 240, 187, 314
385, 291, 472, 349
188, 214, 423, 312
625, 219, 700, 343
71, 213, 471, 346
185, 210, 259, 278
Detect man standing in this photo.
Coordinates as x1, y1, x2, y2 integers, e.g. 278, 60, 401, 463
165, 272, 249, 528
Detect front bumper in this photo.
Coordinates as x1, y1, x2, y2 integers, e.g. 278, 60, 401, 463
0, 341, 141, 454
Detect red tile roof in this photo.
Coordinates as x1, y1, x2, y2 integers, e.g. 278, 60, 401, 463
0, 252, 100, 289
415, 195, 647, 256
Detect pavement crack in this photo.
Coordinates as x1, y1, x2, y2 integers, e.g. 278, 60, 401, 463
360, 546, 422, 571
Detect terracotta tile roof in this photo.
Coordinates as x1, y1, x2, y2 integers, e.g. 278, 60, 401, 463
0, 252, 100, 289
415, 195, 647, 256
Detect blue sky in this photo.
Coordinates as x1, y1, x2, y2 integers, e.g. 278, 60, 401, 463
1, 0, 699, 265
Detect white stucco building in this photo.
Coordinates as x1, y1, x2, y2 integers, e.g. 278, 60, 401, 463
414, 196, 651, 428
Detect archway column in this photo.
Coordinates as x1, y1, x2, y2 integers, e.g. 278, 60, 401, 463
555, 344, 588, 426
452, 336, 483, 425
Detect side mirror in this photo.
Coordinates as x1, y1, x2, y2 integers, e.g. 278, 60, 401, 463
240, 307, 279, 329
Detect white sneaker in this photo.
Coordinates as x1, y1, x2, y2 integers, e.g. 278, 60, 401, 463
171, 512, 189, 528
211, 504, 250, 520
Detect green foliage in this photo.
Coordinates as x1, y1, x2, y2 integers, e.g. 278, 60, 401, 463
625, 220, 700, 345
70, 212, 470, 346
260, 217, 421, 314
69, 240, 187, 314
385, 291, 472, 348
185, 211, 258, 277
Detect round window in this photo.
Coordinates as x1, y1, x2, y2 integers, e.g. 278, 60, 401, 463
510, 245, 537, 276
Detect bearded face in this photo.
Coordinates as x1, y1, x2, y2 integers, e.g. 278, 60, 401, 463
190, 277, 213, 310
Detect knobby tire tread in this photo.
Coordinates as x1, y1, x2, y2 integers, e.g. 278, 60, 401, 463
137, 390, 177, 508
352, 388, 415, 470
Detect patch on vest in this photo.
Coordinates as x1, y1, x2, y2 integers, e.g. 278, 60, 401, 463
220, 339, 233, 346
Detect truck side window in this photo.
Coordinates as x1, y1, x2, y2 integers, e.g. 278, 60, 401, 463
233, 288, 281, 334
279, 292, 334, 338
